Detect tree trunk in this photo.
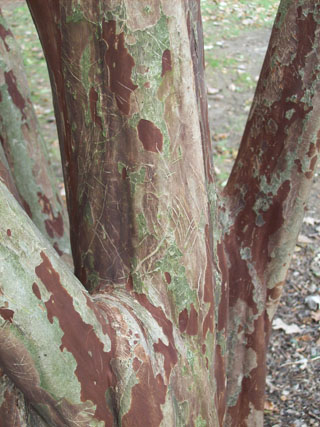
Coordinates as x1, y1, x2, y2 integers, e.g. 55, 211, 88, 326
0, 8, 72, 424
0, 0, 319, 425
0, 9, 70, 256
223, 2, 320, 422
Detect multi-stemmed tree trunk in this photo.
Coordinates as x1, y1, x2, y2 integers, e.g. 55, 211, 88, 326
0, 0, 319, 425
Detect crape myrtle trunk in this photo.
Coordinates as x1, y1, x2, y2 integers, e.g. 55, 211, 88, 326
0, 0, 319, 426
0, 8, 71, 425
0, 10, 70, 257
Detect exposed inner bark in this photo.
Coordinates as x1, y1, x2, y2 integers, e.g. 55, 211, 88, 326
0, 0, 319, 426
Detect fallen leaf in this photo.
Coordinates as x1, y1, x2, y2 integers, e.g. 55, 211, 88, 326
231, 149, 238, 159
213, 133, 229, 141
311, 254, 320, 278
296, 334, 312, 342
207, 86, 219, 95
264, 400, 278, 412
212, 94, 224, 100
297, 234, 313, 244
272, 318, 302, 334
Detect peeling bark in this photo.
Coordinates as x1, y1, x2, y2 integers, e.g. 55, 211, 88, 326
0, 9, 70, 256
0, 369, 48, 427
222, 1, 320, 424
0, 180, 216, 425
0, 0, 319, 426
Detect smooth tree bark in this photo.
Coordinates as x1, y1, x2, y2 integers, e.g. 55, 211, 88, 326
0, 10, 72, 425
222, 1, 320, 422
0, 10, 70, 256
0, 0, 319, 426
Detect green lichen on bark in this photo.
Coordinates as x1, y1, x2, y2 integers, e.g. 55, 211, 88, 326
80, 43, 91, 93
66, 5, 84, 24
155, 239, 197, 313
195, 414, 207, 427
274, 0, 292, 29
136, 212, 149, 240
0, 222, 82, 410
127, 13, 171, 156
0, 84, 41, 213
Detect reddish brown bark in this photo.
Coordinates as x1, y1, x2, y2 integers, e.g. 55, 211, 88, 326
222, 2, 320, 423
0, 0, 319, 426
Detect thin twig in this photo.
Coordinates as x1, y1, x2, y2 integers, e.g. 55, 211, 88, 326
308, 411, 320, 422
280, 355, 320, 367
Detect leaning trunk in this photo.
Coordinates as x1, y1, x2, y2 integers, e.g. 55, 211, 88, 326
0, 10, 70, 256
223, 1, 320, 423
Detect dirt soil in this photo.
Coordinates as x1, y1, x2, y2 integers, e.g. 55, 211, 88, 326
206, 29, 320, 426
1, 1, 319, 425
0, 0, 23, 10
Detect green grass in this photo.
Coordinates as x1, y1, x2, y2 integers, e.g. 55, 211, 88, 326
207, 56, 238, 69
234, 71, 256, 91
201, 0, 279, 72
201, 0, 279, 41
201, 0, 279, 73
201, 0, 279, 86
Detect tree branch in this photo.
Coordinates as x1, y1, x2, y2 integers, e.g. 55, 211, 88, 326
0, 10, 70, 257
221, 1, 320, 422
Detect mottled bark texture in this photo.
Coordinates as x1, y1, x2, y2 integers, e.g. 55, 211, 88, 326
223, 2, 320, 423
0, 9, 70, 256
0, 0, 319, 426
